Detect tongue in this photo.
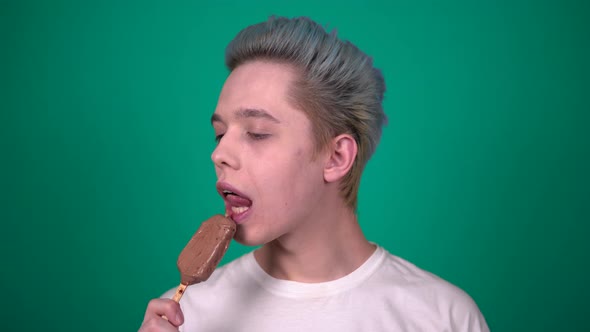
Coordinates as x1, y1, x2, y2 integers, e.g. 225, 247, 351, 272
226, 193, 252, 207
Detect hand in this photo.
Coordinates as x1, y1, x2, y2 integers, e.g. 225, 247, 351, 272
138, 298, 184, 331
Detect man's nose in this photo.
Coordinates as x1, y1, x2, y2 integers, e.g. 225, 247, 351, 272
211, 133, 240, 170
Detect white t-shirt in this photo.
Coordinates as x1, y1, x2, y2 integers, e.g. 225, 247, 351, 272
163, 246, 489, 332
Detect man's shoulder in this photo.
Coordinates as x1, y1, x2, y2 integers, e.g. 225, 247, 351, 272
375, 249, 476, 303
367, 248, 488, 330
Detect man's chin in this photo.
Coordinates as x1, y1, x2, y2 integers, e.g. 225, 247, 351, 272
233, 228, 269, 247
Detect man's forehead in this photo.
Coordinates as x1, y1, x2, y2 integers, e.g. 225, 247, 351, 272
221, 61, 296, 95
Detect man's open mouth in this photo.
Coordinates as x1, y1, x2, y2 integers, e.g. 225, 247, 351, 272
217, 183, 253, 221
222, 190, 252, 214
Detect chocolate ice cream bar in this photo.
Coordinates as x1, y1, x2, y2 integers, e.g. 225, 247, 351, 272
171, 214, 236, 302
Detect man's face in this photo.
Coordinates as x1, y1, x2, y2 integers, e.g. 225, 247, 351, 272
211, 60, 327, 246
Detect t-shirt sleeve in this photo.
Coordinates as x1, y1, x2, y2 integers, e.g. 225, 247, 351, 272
446, 286, 490, 332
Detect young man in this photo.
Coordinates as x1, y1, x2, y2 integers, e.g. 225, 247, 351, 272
139, 16, 489, 332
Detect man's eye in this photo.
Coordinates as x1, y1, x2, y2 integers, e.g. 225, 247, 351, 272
215, 134, 224, 143
248, 133, 270, 140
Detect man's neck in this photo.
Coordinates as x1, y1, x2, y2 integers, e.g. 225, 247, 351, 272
253, 202, 376, 283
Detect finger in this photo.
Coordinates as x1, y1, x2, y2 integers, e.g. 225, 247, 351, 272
139, 315, 180, 332
145, 299, 184, 327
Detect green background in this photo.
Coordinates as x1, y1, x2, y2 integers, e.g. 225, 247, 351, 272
2, 0, 588, 331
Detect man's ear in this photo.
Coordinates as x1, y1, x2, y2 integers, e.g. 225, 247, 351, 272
324, 134, 358, 183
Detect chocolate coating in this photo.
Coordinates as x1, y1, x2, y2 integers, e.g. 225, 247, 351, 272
177, 215, 236, 285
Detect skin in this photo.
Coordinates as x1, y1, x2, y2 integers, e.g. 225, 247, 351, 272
139, 60, 375, 330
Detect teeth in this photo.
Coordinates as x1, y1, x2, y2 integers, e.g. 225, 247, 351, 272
223, 190, 234, 195
231, 206, 249, 214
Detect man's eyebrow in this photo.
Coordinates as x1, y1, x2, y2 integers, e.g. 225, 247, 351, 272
237, 108, 281, 123
211, 108, 281, 124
